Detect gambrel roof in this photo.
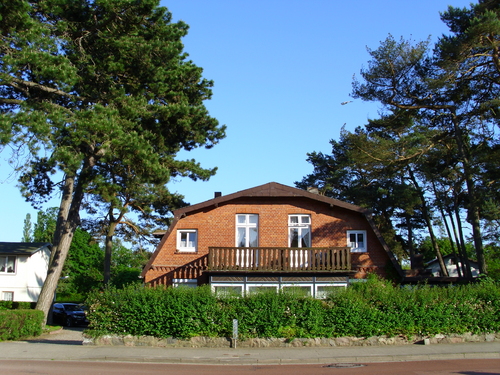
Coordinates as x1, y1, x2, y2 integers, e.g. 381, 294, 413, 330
175, 182, 370, 217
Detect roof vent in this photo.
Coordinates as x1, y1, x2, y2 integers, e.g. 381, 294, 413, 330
214, 192, 222, 198
307, 186, 319, 194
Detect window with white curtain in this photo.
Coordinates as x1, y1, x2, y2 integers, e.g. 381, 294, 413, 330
236, 214, 258, 247
288, 214, 311, 247
0, 256, 16, 273
2, 291, 14, 301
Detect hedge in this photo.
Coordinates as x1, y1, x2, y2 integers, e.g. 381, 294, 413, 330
0, 310, 44, 341
0, 301, 35, 310
85, 276, 500, 339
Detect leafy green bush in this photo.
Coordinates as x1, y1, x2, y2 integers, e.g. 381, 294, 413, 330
87, 285, 223, 338
55, 294, 85, 303
0, 301, 12, 310
0, 301, 35, 310
85, 277, 500, 339
0, 310, 44, 341
12, 302, 34, 310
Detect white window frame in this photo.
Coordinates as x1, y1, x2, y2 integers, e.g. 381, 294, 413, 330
282, 285, 312, 297
212, 285, 243, 297
247, 285, 278, 295
288, 214, 311, 247
172, 279, 198, 288
347, 230, 367, 252
0, 256, 16, 274
210, 281, 349, 299
176, 229, 198, 252
315, 284, 348, 299
235, 214, 259, 247
2, 291, 14, 301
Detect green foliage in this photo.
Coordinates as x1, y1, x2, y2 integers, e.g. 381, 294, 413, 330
22, 213, 33, 242
299, 2, 500, 275
87, 285, 221, 338
1, 0, 225, 319
33, 208, 58, 243
0, 301, 34, 310
85, 277, 500, 339
326, 276, 500, 336
484, 244, 500, 281
0, 301, 12, 310
55, 294, 85, 303
32, 207, 149, 299
416, 237, 475, 263
108, 242, 150, 289
0, 310, 44, 340
60, 228, 104, 295
13, 302, 33, 310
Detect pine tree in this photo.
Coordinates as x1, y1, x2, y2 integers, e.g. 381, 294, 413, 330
0, 0, 225, 322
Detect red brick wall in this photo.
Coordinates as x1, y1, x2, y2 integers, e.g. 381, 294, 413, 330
144, 197, 391, 284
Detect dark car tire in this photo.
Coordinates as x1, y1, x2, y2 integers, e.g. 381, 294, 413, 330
65, 317, 73, 327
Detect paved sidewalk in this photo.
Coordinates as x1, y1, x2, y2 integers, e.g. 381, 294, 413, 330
1, 328, 499, 365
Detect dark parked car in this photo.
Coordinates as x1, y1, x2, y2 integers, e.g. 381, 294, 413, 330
52, 303, 89, 327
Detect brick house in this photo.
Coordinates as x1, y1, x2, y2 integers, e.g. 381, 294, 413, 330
142, 182, 403, 297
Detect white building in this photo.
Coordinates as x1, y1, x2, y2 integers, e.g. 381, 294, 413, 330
0, 242, 51, 302
426, 254, 480, 278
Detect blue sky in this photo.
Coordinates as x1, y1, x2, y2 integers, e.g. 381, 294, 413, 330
0, 0, 472, 242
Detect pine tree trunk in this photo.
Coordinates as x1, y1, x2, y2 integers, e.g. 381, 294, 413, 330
406, 213, 416, 269
408, 168, 449, 276
103, 218, 119, 286
439, 206, 462, 278
451, 115, 486, 274
36, 162, 90, 324
36, 175, 79, 323
453, 202, 474, 279
432, 182, 463, 278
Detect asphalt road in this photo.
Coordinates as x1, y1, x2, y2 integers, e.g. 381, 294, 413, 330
10, 326, 499, 368
2, 359, 500, 375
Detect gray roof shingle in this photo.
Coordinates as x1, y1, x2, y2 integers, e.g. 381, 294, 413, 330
0, 242, 52, 256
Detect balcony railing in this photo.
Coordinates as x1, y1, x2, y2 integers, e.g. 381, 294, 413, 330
208, 247, 351, 272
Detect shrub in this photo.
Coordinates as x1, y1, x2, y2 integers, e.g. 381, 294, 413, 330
0, 301, 35, 310
0, 310, 44, 341
0, 301, 12, 310
85, 277, 500, 339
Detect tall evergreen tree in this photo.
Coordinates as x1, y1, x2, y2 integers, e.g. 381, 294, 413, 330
21, 213, 33, 242
0, 0, 225, 322
351, 33, 492, 274
300, 1, 500, 276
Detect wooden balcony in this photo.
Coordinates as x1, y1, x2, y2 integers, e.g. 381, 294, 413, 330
208, 247, 351, 272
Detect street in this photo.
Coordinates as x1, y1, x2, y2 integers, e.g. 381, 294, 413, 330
2, 359, 500, 375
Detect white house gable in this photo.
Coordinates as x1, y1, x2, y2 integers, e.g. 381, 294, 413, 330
0, 242, 51, 303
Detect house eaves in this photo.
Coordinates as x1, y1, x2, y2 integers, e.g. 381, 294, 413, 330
0, 242, 52, 256
174, 182, 371, 217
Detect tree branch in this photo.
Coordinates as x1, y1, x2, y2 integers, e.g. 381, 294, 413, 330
0, 97, 23, 105
8, 77, 81, 100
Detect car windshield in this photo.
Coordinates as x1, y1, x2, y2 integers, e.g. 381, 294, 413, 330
64, 305, 83, 312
